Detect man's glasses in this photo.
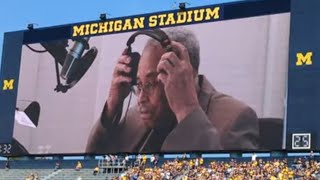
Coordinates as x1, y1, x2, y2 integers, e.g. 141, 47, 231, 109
132, 80, 160, 96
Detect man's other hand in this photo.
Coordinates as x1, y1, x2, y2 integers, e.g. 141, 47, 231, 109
106, 48, 133, 118
157, 41, 199, 123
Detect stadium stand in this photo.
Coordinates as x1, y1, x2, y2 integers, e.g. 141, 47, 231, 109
0, 154, 319, 179
0, 158, 126, 179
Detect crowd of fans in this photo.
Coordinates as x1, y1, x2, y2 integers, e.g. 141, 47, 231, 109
3, 153, 320, 179
24, 172, 39, 180
113, 156, 320, 179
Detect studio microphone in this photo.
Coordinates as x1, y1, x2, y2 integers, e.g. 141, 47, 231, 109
36, 37, 97, 93
60, 37, 90, 80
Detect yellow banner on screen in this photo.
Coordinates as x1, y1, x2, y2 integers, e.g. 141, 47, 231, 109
72, 6, 221, 37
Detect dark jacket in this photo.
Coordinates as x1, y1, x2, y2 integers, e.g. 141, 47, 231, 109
86, 75, 259, 153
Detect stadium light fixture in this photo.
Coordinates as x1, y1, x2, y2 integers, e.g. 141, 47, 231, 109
27, 23, 39, 31
179, 2, 190, 11
27, 24, 34, 30
179, 3, 186, 10
100, 13, 107, 21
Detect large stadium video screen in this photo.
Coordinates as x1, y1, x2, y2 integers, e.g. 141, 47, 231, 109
4, 0, 312, 155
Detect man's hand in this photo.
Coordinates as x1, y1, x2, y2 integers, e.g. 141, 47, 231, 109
106, 48, 133, 119
157, 41, 199, 123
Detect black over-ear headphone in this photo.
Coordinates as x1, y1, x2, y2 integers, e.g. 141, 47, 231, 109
125, 29, 172, 85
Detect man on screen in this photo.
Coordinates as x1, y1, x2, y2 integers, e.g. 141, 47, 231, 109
86, 27, 259, 153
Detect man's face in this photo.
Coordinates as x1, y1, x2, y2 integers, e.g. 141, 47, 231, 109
135, 42, 172, 128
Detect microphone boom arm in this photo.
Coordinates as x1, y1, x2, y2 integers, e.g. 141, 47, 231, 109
40, 40, 70, 93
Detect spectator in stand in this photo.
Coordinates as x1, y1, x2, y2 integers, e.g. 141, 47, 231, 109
154, 154, 159, 167
251, 152, 257, 162
5, 159, 10, 171
181, 153, 187, 160
93, 165, 99, 175
141, 154, 147, 169
150, 154, 155, 168
199, 157, 204, 166
109, 155, 114, 163
104, 155, 111, 162
34, 173, 39, 180
136, 154, 142, 166
194, 158, 199, 167
110, 154, 118, 165
75, 161, 82, 171
125, 154, 130, 167
25, 175, 30, 180
23, 172, 40, 180
54, 162, 61, 171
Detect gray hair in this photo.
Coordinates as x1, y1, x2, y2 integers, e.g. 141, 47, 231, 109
147, 27, 200, 71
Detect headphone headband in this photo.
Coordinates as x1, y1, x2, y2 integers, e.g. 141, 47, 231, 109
126, 29, 172, 52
